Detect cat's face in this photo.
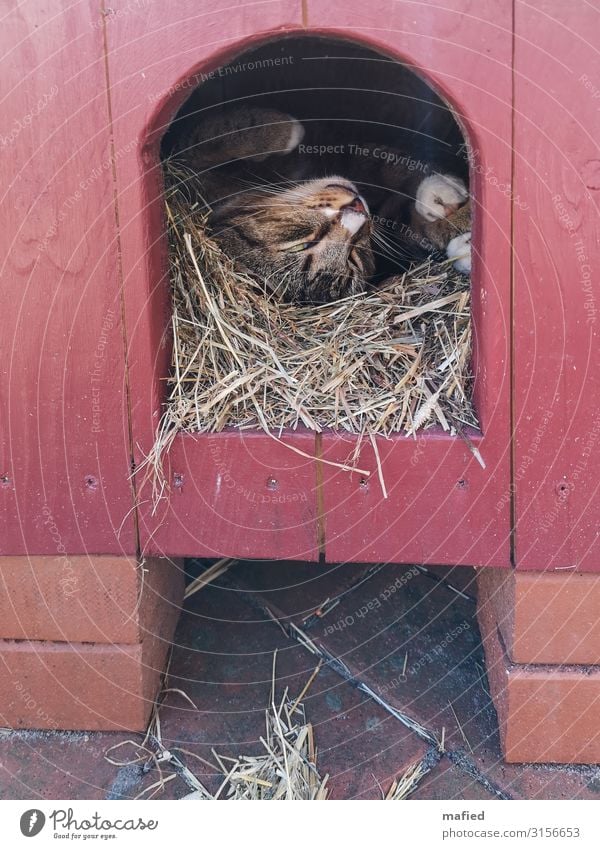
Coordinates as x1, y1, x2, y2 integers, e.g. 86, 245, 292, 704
208, 177, 374, 303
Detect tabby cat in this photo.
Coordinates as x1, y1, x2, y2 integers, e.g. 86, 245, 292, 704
172, 106, 471, 303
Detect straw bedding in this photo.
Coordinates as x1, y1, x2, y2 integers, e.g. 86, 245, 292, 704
145, 162, 477, 486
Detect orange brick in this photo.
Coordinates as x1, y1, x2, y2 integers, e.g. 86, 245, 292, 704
0, 557, 184, 731
0, 555, 184, 644
478, 588, 600, 764
477, 567, 600, 664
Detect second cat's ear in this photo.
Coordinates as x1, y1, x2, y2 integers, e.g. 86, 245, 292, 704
243, 111, 305, 161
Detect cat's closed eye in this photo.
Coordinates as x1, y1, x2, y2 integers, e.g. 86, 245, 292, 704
285, 242, 312, 253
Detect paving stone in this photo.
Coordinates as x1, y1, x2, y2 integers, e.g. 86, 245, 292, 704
478, 594, 600, 764
0, 730, 134, 799
0, 556, 183, 644
239, 563, 488, 751
153, 582, 430, 799
0, 561, 183, 733
230, 560, 600, 798
410, 756, 496, 800
218, 558, 376, 627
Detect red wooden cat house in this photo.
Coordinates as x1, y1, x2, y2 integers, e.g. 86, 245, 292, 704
1, 0, 599, 764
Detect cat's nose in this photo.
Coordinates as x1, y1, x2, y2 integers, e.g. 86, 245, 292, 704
339, 207, 368, 235
338, 193, 369, 235
342, 195, 368, 216
323, 182, 368, 215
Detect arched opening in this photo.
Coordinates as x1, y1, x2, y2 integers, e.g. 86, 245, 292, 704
152, 34, 475, 447
162, 35, 467, 173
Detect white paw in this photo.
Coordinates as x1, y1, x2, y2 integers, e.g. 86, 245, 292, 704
447, 231, 471, 274
416, 173, 468, 222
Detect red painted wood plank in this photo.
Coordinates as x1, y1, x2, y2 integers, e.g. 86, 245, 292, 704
321, 430, 510, 566
104, 1, 306, 557
309, 0, 513, 565
513, 1, 600, 570
139, 430, 319, 560
0, 1, 136, 555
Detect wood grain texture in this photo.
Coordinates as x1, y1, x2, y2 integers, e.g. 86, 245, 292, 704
138, 431, 320, 560
513, 1, 600, 570
322, 430, 510, 566
105, 0, 511, 565
104, 0, 308, 557
308, 0, 513, 565
0, 1, 136, 555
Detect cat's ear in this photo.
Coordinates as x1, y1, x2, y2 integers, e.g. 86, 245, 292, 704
280, 116, 304, 154
240, 109, 304, 161
415, 174, 468, 222
175, 106, 304, 168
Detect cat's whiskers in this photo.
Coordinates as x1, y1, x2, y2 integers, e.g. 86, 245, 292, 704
371, 230, 408, 256
267, 262, 298, 300
371, 224, 417, 263
235, 173, 302, 200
